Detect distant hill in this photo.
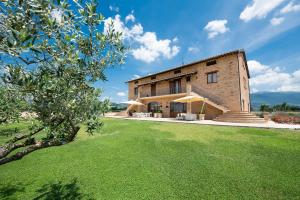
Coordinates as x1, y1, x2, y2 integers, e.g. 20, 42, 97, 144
251, 92, 300, 110
111, 102, 127, 111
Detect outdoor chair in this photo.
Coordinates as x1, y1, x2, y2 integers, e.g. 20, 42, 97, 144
132, 112, 151, 118
176, 113, 186, 120
185, 114, 197, 121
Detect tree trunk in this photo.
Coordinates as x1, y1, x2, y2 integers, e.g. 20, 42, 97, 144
0, 127, 44, 159
0, 136, 37, 159
0, 125, 80, 165
6, 126, 44, 144
0, 119, 80, 165
0, 117, 7, 124
0, 139, 63, 165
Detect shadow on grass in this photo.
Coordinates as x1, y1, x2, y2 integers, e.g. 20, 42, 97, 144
33, 179, 94, 200
0, 183, 25, 200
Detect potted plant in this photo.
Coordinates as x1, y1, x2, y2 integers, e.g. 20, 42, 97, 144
154, 110, 163, 118
198, 101, 206, 120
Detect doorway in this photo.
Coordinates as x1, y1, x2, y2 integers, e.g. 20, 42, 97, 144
148, 102, 160, 113
170, 102, 186, 117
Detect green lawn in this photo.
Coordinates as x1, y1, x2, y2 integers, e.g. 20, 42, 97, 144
1, 118, 300, 199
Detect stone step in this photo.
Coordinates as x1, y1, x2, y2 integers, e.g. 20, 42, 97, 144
216, 116, 264, 120
215, 118, 266, 122
226, 111, 249, 113
222, 112, 258, 116
214, 119, 267, 123
214, 111, 266, 123
221, 115, 260, 118
215, 119, 265, 122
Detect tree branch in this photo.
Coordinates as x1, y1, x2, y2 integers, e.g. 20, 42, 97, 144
0, 139, 63, 165
0, 117, 8, 124
0, 138, 35, 159
6, 126, 44, 144
0, 118, 65, 159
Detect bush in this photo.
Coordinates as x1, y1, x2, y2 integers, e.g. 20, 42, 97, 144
272, 113, 300, 124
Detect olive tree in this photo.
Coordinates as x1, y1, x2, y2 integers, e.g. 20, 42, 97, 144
0, 0, 125, 165
0, 82, 28, 124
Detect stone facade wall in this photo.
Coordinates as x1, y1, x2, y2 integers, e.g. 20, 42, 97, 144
127, 51, 250, 118
191, 102, 223, 120
237, 52, 250, 112
189, 54, 241, 111
138, 95, 185, 117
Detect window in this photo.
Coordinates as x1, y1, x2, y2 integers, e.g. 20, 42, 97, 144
134, 87, 138, 96
206, 60, 217, 66
174, 69, 181, 74
151, 76, 156, 80
134, 80, 138, 84
169, 79, 181, 94
186, 76, 191, 82
207, 72, 218, 83
243, 77, 247, 89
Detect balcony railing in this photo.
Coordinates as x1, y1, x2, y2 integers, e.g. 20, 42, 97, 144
140, 87, 186, 98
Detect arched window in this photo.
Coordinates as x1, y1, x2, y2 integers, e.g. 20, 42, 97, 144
148, 102, 160, 113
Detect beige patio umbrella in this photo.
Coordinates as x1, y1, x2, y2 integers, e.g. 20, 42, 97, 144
122, 100, 144, 105
122, 100, 144, 114
173, 95, 207, 114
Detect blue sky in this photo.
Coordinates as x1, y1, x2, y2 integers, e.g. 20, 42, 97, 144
95, 0, 300, 102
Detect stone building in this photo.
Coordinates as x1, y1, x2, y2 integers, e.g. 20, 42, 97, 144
126, 50, 258, 121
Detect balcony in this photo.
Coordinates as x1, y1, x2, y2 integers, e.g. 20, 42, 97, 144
139, 87, 187, 99
136, 70, 197, 86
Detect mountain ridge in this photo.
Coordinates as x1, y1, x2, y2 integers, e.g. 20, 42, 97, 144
250, 92, 300, 109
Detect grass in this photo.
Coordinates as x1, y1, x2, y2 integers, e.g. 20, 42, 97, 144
0, 120, 36, 145
0, 118, 300, 199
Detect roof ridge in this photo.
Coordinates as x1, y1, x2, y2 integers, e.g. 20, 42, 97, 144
126, 49, 246, 83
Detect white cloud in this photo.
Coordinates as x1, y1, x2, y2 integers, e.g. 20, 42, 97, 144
132, 32, 180, 63
109, 5, 119, 12
204, 20, 229, 39
270, 17, 285, 25
240, 0, 286, 22
248, 60, 300, 92
51, 9, 63, 24
243, 16, 300, 51
125, 14, 135, 23
104, 14, 180, 63
172, 37, 178, 42
103, 15, 143, 39
117, 92, 126, 97
188, 47, 200, 53
280, 1, 300, 14
130, 24, 144, 36
247, 60, 269, 75
132, 74, 141, 79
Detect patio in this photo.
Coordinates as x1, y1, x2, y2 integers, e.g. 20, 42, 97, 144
105, 114, 300, 130
123, 93, 213, 120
